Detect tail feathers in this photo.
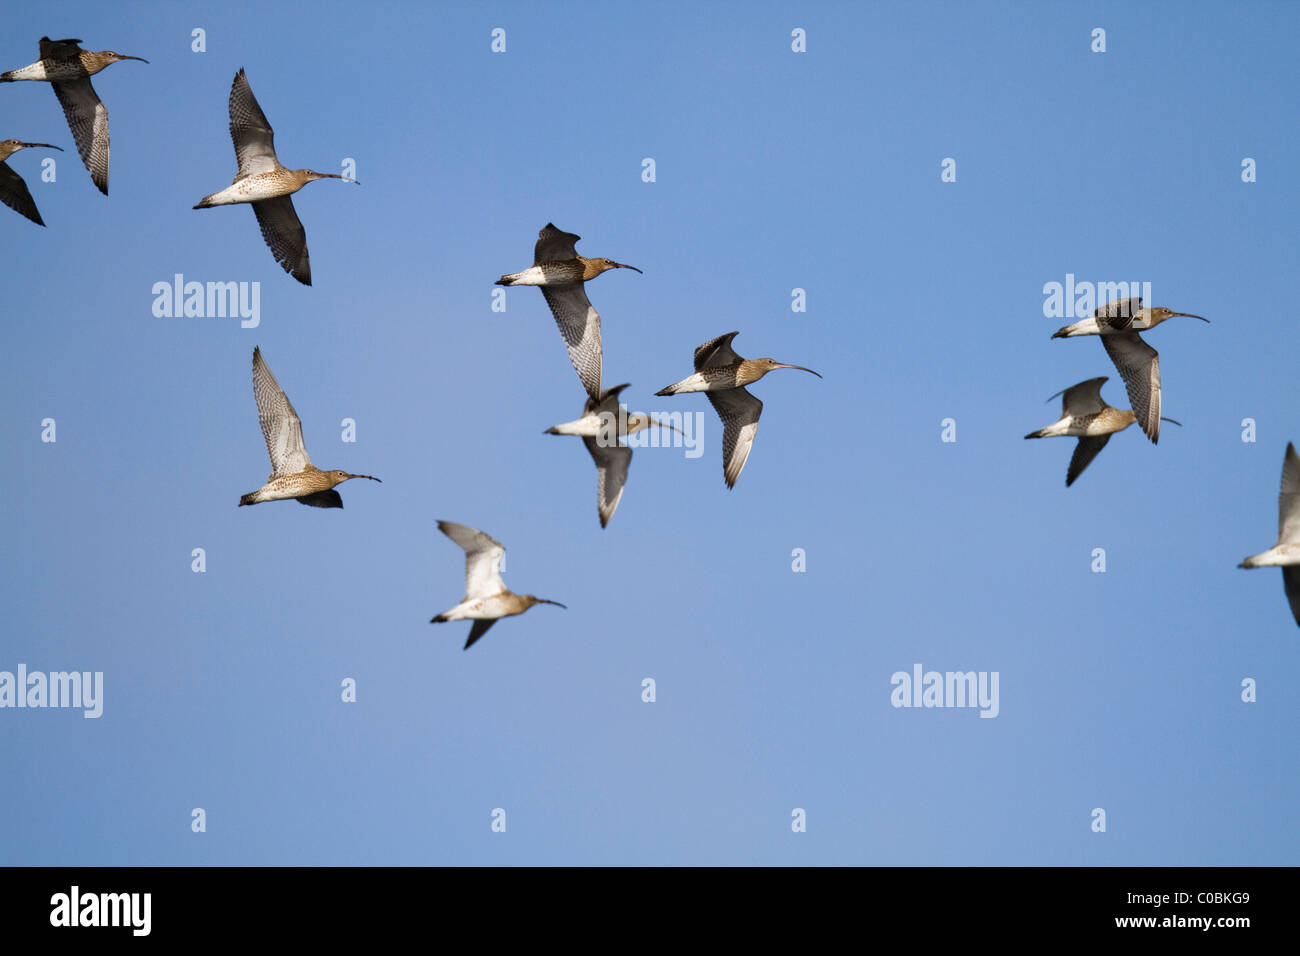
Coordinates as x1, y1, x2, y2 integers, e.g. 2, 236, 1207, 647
496, 273, 519, 286
1024, 429, 1046, 439
193, 196, 215, 209
655, 384, 678, 397
430, 613, 448, 623
1050, 327, 1071, 339
238, 492, 257, 506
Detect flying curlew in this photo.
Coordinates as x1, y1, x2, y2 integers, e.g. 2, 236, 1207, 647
1, 38, 147, 195
430, 521, 566, 650
0, 140, 62, 225
1051, 296, 1207, 445
545, 383, 680, 528
656, 331, 821, 489
194, 69, 358, 286
496, 223, 641, 400
238, 347, 380, 508
1238, 442, 1300, 627
1024, 376, 1180, 487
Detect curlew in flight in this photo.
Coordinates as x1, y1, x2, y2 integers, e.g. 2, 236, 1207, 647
497, 223, 641, 400
430, 521, 566, 650
656, 331, 820, 489
1, 37, 147, 195
545, 383, 680, 528
1024, 376, 1180, 487
194, 69, 358, 285
238, 347, 380, 508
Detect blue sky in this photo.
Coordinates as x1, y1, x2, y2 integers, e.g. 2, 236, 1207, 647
2, 0, 1297, 865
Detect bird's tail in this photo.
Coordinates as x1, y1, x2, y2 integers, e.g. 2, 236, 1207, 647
1024, 428, 1047, 439
193, 195, 216, 210
495, 271, 522, 286
238, 492, 258, 506
430, 613, 448, 623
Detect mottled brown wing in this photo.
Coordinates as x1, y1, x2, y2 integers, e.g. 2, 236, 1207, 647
541, 285, 602, 399
694, 331, 743, 371
252, 195, 311, 285
51, 77, 109, 194
228, 68, 279, 178
1101, 332, 1160, 443
706, 386, 762, 489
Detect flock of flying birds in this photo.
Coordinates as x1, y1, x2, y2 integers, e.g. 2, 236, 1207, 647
0, 36, 822, 649
4, 36, 1297, 636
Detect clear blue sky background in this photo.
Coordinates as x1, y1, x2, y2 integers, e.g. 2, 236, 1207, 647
2, 0, 1297, 865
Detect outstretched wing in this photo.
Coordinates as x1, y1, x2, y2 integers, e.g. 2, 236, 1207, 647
706, 386, 763, 489
438, 521, 507, 600
1101, 332, 1160, 443
51, 77, 109, 194
0, 161, 44, 224
1276, 443, 1300, 545
228, 68, 279, 178
1053, 376, 1109, 417
252, 347, 312, 476
583, 437, 632, 528
1066, 435, 1111, 487
534, 222, 580, 264
464, 618, 498, 650
694, 331, 743, 371
252, 196, 311, 285
541, 285, 602, 399
1094, 297, 1143, 328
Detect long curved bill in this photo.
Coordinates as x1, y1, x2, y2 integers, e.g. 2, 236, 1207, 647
347, 474, 382, 482
1170, 312, 1209, 323
774, 363, 823, 378
611, 261, 643, 274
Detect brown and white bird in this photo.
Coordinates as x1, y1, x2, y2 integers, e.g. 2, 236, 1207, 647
1024, 376, 1180, 487
194, 69, 358, 285
430, 521, 566, 650
0, 139, 62, 225
1238, 442, 1300, 627
496, 223, 641, 400
1, 37, 147, 194
1051, 296, 1207, 444
545, 383, 680, 527
238, 347, 380, 508
656, 331, 821, 489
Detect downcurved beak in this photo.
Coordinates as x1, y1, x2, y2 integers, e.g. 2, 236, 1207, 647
774, 363, 823, 378
120, 55, 149, 64
1172, 312, 1209, 323
612, 262, 643, 274
538, 599, 567, 609
648, 417, 684, 435
347, 474, 382, 482
19, 142, 62, 151
1160, 417, 1183, 427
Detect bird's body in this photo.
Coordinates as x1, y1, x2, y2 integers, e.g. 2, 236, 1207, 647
655, 331, 821, 488
1051, 296, 1208, 444
0, 139, 62, 225
1, 38, 147, 194
1023, 376, 1180, 486
238, 347, 380, 508
430, 521, 565, 650
545, 384, 678, 528
496, 223, 641, 400
194, 69, 357, 285
1238, 443, 1300, 626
